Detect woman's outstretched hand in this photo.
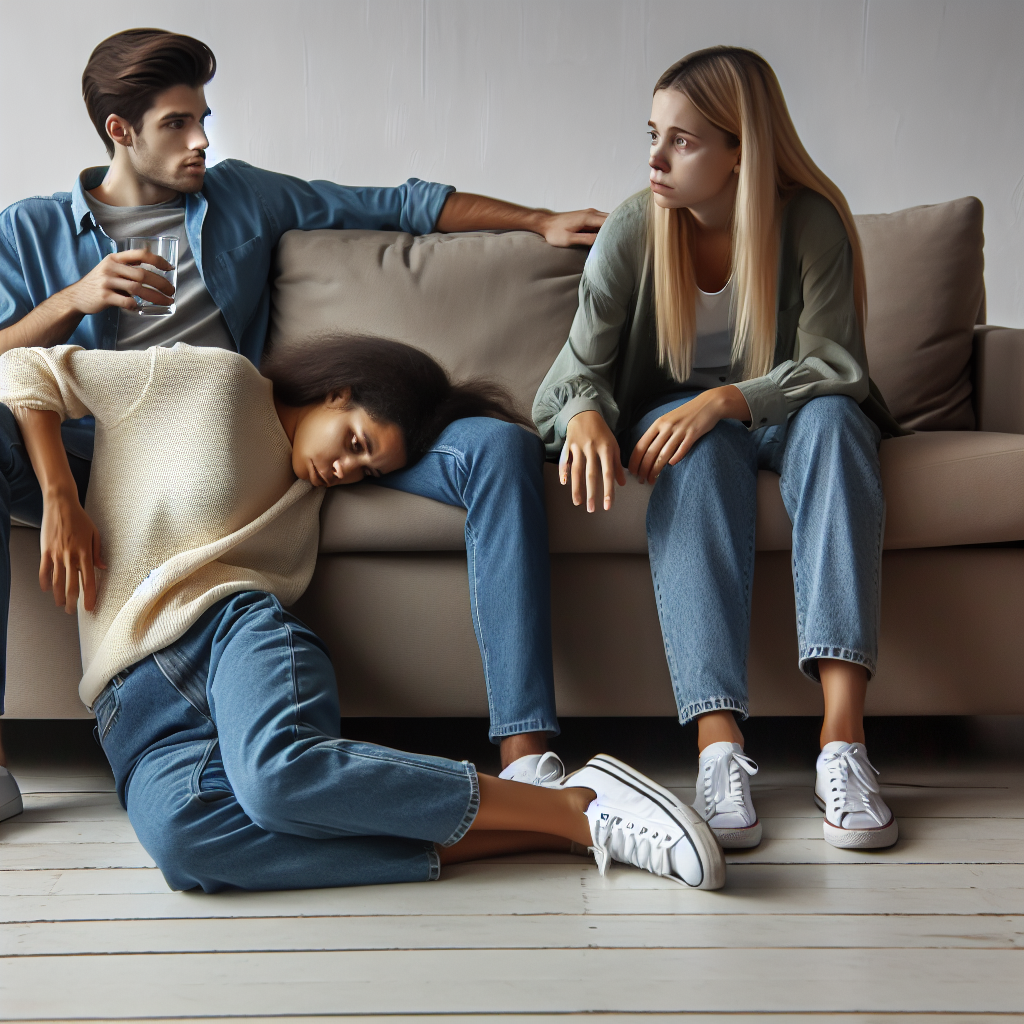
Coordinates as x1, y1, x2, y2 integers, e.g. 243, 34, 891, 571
628, 386, 751, 484
39, 490, 106, 614
561, 411, 626, 512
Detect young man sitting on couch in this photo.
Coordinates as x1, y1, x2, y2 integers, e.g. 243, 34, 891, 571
0, 27, 604, 819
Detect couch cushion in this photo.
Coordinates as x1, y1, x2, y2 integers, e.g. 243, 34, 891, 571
269, 229, 586, 418
318, 430, 1024, 554
855, 197, 985, 431
875, 431, 1024, 548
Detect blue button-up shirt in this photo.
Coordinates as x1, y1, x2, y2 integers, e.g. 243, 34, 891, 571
0, 160, 454, 456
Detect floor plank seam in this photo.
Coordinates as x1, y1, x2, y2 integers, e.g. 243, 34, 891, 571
6, 944, 1024, 958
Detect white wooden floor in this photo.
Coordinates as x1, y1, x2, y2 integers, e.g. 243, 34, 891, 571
1, 727, 1022, 1021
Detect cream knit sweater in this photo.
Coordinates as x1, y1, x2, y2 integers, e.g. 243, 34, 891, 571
0, 344, 324, 708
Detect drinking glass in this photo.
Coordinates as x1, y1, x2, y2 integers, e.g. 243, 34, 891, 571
121, 236, 178, 316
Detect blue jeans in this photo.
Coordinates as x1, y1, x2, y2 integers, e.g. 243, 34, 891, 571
93, 591, 479, 893
376, 417, 558, 742
0, 412, 558, 739
0, 406, 92, 714
631, 393, 884, 725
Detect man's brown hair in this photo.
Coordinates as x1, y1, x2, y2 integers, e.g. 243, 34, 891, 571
82, 28, 217, 157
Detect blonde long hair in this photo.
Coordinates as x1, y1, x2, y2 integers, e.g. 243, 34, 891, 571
651, 47, 866, 381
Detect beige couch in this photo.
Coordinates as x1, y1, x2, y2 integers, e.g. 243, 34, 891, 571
4, 197, 1022, 720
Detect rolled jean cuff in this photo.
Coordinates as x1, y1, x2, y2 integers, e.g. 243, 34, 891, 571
799, 645, 877, 683
440, 761, 480, 847
676, 697, 749, 728
488, 716, 561, 744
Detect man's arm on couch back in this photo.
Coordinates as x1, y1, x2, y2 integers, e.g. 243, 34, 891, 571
974, 326, 1024, 433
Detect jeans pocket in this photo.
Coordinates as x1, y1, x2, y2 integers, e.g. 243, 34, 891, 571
153, 647, 211, 719
92, 682, 121, 743
192, 740, 234, 804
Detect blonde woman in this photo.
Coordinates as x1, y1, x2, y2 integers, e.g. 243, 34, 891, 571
534, 46, 903, 851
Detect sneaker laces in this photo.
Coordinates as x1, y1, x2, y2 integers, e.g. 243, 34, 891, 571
533, 751, 565, 786
820, 744, 889, 827
588, 807, 680, 879
696, 748, 759, 821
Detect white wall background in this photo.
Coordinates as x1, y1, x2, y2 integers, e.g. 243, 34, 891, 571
2, 0, 1022, 326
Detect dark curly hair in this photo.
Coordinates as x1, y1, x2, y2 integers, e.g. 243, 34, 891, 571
262, 335, 532, 465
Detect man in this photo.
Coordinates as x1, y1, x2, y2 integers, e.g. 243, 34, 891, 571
0, 28, 606, 819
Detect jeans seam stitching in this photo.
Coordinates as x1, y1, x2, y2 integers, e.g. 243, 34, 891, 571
189, 738, 219, 801
464, 518, 497, 731
285, 620, 301, 741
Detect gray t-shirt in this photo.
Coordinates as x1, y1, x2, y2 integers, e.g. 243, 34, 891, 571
83, 191, 235, 352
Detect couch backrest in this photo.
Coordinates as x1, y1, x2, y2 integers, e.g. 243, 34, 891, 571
270, 196, 985, 431
269, 230, 586, 419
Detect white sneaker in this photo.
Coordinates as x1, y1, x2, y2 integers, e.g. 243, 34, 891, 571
693, 741, 762, 848
498, 751, 565, 786
0, 766, 23, 822
557, 753, 725, 890
815, 741, 898, 849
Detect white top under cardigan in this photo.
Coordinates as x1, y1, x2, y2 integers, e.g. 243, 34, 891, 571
0, 344, 324, 708
693, 278, 734, 369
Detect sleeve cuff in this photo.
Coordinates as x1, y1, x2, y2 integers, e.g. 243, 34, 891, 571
733, 376, 789, 431
553, 395, 605, 448
401, 179, 456, 235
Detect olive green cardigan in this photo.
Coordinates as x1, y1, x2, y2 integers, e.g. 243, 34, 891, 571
532, 188, 903, 456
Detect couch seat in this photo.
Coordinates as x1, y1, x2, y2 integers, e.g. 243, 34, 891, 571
318, 429, 1024, 554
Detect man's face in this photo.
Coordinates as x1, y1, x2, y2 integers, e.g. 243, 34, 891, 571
117, 84, 210, 194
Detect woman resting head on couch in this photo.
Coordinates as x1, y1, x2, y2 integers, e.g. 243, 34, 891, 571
534, 46, 902, 852
0, 336, 725, 893
265, 334, 533, 486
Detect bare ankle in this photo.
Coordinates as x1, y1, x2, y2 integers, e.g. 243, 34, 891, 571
696, 710, 744, 753
564, 787, 596, 846
820, 724, 866, 748
499, 731, 548, 770
565, 786, 595, 817
819, 660, 868, 750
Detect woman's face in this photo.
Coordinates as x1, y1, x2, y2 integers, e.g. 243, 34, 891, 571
290, 391, 407, 487
648, 89, 740, 212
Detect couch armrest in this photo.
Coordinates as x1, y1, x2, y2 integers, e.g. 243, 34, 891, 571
974, 326, 1024, 433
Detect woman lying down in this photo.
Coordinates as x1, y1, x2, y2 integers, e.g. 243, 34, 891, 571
0, 338, 725, 893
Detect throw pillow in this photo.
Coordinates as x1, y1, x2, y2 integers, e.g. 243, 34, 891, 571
855, 197, 985, 431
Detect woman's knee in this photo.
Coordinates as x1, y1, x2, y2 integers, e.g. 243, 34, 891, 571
477, 418, 543, 460
788, 398, 881, 476
793, 395, 872, 441
462, 419, 545, 487
658, 418, 749, 483
231, 773, 297, 835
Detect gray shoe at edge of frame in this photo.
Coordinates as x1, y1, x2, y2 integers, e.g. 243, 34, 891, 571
0, 766, 24, 822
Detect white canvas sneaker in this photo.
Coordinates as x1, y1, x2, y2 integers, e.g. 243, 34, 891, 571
557, 753, 725, 890
693, 741, 762, 848
0, 766, 23, 822
815, 741, 898, 849
498, 751, 565, 786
